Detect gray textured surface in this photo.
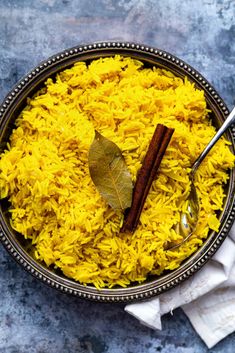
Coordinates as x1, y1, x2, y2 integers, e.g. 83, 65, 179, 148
0, 0, 235, 352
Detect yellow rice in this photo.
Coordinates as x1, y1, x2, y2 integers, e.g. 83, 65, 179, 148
0, 55, 234, 288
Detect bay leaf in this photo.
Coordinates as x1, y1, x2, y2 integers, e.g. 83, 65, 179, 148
88, 130, 133, 211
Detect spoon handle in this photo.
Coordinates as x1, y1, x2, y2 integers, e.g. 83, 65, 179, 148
192, 106, 235, 173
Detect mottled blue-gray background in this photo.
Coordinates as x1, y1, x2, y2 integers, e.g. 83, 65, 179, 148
0, 1, 235, 352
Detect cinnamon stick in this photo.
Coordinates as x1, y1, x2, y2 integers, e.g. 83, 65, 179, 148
121, 124, 174, 233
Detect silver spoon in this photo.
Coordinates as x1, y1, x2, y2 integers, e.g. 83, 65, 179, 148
168, 106, 235, 250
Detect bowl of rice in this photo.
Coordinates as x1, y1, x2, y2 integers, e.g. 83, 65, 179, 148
0, 42, 234, 302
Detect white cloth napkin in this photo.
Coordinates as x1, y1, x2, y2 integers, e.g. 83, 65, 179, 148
125, 222, 235, 348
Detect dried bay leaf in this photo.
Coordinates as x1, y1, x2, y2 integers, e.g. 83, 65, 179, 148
88, 131, 133, 211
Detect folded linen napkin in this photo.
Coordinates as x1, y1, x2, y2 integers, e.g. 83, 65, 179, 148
125, 222, 235, 348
